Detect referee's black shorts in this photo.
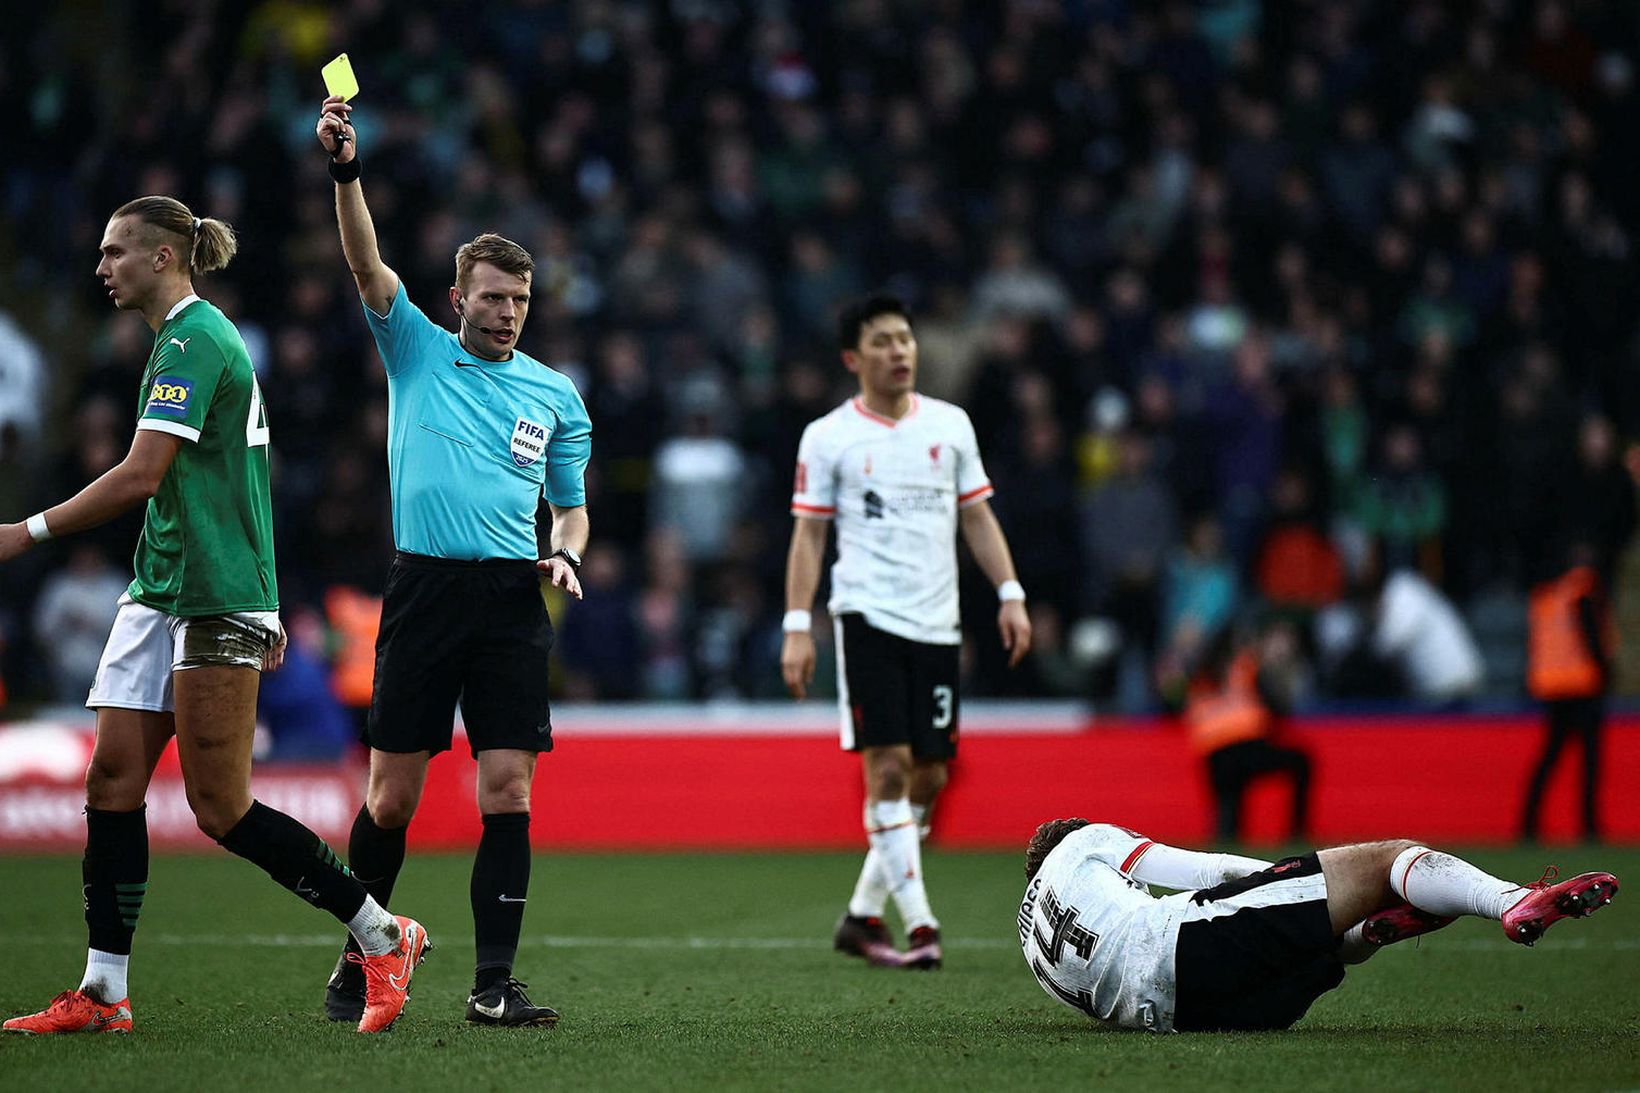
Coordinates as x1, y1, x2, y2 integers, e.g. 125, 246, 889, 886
365, 551, 554, 757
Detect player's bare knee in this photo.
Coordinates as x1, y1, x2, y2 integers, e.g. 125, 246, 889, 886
188, 794, 246, 840
478, 783, 530, 814
1366, 838, 1421, 871
84, 757, 142, 811
912, 762, 948, 799
870, 767, 910, 800
864, 747, 913, 798
193, 811, 230, 840
1323, 839, 1422, 903
367, 790, 418, 829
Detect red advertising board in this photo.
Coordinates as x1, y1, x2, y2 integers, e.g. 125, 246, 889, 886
1, 706, 1634, 851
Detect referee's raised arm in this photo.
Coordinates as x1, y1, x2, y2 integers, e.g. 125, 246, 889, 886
317, 95, 399, 315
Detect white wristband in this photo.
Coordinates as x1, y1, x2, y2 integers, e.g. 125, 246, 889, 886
997, 580, 1026, 603
25, 512, 52, 543
782, 609, 813, 634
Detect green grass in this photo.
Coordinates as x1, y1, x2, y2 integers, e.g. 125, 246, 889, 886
1, 848, 1636, 1091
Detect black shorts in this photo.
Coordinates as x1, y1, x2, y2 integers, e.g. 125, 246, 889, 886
365, 552, 555, 757
1172, 853, 1344, 1032
834, 613, 959, 760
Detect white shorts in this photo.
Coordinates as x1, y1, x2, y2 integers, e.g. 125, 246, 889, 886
86, 594, 282, 713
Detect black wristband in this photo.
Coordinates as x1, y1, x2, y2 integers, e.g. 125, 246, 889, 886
328, 155, 361, 184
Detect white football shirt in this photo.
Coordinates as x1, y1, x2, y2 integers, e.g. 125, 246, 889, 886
790, 395, 993, 645
1019, 824, 1187, 1032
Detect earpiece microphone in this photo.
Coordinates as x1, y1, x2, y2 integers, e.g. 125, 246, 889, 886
456, 299, 499, 337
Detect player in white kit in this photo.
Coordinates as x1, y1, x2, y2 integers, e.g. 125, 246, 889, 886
781, 294, 1032, 969
1020, 819, 1619, 1031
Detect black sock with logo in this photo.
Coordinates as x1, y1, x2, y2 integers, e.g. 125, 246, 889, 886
84, 806, 148, 956
471, 812, 531, 992
348, 805, 407, 907
217, 800, 367, 922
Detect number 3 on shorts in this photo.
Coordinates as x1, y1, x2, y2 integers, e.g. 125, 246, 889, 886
246, 375, 270, 446
932, 684, 954, 731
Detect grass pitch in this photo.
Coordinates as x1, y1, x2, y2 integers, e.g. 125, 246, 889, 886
1, 847, 1636, 1091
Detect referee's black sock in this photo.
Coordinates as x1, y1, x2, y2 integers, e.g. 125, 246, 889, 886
471, 811, 531, 992
348, 804, 408, 907
217, 800, 367, 922
83, 806, 148, 956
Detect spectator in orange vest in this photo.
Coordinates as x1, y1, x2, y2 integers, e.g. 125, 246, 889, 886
1520, 542, 1615, 843
323, 585, 383, 735
1169, 619, 1313, 842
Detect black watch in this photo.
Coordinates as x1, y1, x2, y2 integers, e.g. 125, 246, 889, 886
550, 547, 583, 571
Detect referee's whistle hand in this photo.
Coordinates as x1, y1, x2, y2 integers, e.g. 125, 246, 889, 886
781, 633, 816, 699
538, 557, 583, 599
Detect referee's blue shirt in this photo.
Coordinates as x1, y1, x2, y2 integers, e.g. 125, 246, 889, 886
364, 283, 592, 561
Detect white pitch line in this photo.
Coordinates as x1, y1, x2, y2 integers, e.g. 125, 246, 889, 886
3, 933, 1637, 952
0, 932, 1015, 951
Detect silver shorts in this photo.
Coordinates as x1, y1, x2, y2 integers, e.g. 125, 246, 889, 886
87, 594, 281, 713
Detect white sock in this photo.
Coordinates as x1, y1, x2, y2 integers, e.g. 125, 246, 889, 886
1336, 923, 1373, 965
79, 949, 128, 1003
1390, 847, 1525, 920
347, 896, 401, 956
847, 844, 890, 918
848, 803, 934, 918
868, 798, 937, 931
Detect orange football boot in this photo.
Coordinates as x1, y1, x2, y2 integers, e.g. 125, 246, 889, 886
4, 990, 132, 1035
351, 916, 431, 1033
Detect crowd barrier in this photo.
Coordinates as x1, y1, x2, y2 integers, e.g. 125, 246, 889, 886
1, 703, 1633, 851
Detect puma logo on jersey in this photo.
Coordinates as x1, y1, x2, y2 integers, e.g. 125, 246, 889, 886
929, 443, 941, 464
169, 337, 190, 352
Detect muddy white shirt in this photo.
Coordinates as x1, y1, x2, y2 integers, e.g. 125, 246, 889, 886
1019, 824, 1188, 1031
790, 395, 992, 645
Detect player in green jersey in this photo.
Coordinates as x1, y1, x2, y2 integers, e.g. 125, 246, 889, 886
0, 196, 428, 1035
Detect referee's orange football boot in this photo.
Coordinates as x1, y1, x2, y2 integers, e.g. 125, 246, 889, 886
351, 915, 431, 1033
1501, 868, 1618, 946
3, 990, 133, 1035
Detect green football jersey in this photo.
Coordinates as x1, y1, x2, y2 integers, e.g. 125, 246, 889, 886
128, 295, 278, 616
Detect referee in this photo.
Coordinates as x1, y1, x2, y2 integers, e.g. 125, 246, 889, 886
316, 96, 590, 1028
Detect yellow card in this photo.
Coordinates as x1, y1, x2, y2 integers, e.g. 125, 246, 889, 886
322, 53, 359, 102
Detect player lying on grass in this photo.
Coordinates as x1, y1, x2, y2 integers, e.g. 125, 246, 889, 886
1020, 819, 1618, 1032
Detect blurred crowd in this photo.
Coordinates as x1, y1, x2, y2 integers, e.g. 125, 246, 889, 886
3, 0, 1640, 738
